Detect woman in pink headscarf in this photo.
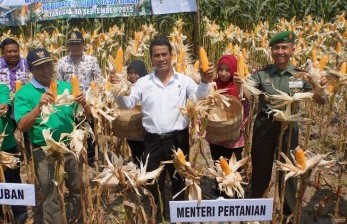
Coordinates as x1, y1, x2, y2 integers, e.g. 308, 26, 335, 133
209, 54, 250, 197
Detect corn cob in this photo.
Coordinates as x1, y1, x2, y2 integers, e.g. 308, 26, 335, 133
219, 157, 232, 175
318, 55, 328, 71
244, 63, 249, 76
71, 75, 79, 97
15, 80, 22, 92
261, 36, 266, 48
336, 42, 342, 53
291, 57, 297, 66
237, 53, 245, 78
199, 47, 209, 73
115, 47, 123, 74
193, 60, 200, 72
340, 62, 346, 75
242, 48, 247, 58
311, 47, 317, 66
175, 149, 187, 166
295, 148, 307, 170
233, 44, 239, 56
328, 81, 335, 94
90, 81, 96, 92
50, 80, 57, 102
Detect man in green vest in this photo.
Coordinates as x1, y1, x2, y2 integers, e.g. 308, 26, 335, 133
250, 31, 327, 215
14, 48, 91, 223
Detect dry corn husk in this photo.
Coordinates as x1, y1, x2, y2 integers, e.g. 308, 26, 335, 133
0, 151, 20, 169
276, 146, 336, 181
41, 128, 71, 157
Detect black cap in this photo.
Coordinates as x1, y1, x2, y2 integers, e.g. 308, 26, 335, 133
67, 31, 84, 44
27, 48, 54, 67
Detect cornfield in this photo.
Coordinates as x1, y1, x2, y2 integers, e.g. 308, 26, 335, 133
0, 2, 346, 223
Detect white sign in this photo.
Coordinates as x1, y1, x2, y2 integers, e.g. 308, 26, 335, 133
0, 183, 35, 206
170, 198, 273, 222
151, 0, 197, 15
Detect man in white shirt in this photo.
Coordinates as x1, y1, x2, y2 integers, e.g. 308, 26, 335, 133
110, 37, 214, 221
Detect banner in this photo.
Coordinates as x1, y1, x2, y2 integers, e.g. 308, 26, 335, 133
151, 0, 197, 14
0, 0, 152, 26
0, 183, 35, 206
169, 198, 273, 222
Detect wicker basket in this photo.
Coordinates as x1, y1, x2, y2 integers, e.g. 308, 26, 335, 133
206, 95, 243, 143
113, 106, 144, 140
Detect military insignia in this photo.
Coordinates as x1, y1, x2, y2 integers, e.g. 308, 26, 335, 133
264, 77, 271, 84
288, 33, 293, 40
36, 50, 45, 58
71, 32, 77, 40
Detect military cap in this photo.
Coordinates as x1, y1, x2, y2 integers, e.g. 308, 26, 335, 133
27, 48, 54, 67
269, 31, 296, 46
67, 31, 84, 44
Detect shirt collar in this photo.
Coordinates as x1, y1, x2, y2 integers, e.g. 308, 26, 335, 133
31, 77, 50, 91
270, 64, 295, 76
67, 53, 85, 63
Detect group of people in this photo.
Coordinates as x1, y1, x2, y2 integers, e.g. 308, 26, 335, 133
0, 30, 327, 224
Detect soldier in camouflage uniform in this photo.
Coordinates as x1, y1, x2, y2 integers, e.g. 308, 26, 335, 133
250, 31, 327, 214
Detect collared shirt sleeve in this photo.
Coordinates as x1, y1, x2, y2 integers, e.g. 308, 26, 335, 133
115, 78, 142, 109
193, 81, 210, 101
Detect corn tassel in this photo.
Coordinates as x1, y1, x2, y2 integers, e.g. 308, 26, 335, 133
294, 148, 307, 170
318, 55, 328, 71
71, 75, 79, 97
237, 53, 245, 78
115, 47, 124, 74
219, 157, 232, 175
199, 47, 209, 73
15, 80, 22, 92
50, 80, 57, 102
339, 62, 346, 75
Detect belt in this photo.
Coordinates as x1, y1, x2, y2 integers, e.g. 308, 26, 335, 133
146, 128, 186, 140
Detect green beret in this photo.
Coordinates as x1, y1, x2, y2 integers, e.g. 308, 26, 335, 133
269, 31, 296, 46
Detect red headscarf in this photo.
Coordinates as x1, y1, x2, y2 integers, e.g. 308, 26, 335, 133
214, 54, 239, 98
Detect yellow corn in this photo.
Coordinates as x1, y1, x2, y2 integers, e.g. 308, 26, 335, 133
50, 80, 57, 102
175, 48, 185, 73
233, 44, 239, 56
219, 157, 232, 175
105, 81, 112, 91
237, 53, 245, 78
291, 57, 297, 66
193, 60, 200, 72
311, 47, 317, 66
244, 63, 249, 76
199, 47, 209, 73
261, 36, 266, 48
295, 148, 307, 170
15, 80, 22, 92
242, 48, 247, 58
328, 81, 335, 94
90, 81, 96, 94
71, 75, 79, 97
336, 42, 342, 53
176, 148, 187, 166
318, 55, 328, 71
115, 47, 124, 74
227, 43, 233, 53
340, 62, 346, 75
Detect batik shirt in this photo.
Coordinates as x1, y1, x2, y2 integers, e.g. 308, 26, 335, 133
0, 57, 30, 91
57, 53, 104, 92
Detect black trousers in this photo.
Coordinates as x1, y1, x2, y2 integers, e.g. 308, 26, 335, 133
251, 113, 298, 214
126, 139, 145, 167
144, 128, 189, 219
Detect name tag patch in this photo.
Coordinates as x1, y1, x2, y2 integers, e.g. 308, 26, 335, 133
289, 80, 303, 89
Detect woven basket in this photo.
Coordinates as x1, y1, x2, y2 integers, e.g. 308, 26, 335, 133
113, 106, 144, 140
206, 95, 243, 143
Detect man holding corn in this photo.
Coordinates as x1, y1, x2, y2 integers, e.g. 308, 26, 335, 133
110, 37, 214, 222
250, 31, 327, 215
14, 48, 91, 223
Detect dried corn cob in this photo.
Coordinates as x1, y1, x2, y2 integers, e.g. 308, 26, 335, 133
71, 75, 79, 97
336, 42, 342, 53
311, 47, 317, 66
50, 80, 57, 102
175, 148, 187, 166
15, 80, 22, 92
105, 81, 112, 91
115, 47, 123, 74
219, 157, 232, 175
199, 47, 209, 73
318, 55, 328, 71
237, 53, 245, 78
340, 62, 346, 75
295, 148, 307, 170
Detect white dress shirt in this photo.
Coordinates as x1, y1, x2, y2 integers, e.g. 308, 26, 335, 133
116, 71, 209, 134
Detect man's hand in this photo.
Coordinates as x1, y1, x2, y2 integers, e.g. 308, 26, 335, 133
74, 92, 87, 107
0, 104, 8, 116
39, 91, 54, 108
200, 63, 214, 84
109, 70, 120, 84
233, 74, 243, 83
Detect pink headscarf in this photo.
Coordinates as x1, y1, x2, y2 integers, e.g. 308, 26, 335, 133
214, 54, 239, 97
